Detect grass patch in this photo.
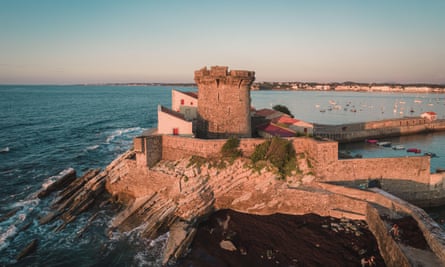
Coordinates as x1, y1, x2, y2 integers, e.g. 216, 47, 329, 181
250, 137, 297, 180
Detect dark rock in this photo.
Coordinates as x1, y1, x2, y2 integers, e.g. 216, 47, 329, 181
0, 206, 22, 222
38, 168, 77, 199
177, 210, 386, 267
16, 239, 38, 260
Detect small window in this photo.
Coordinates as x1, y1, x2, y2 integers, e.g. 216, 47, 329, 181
190, 102, 193, 106
181, 99, 184, 105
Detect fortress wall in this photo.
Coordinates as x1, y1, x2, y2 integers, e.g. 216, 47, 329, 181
292, 138, 338, 173
162, 135, 226, 160
365, 117, 428, 129
371, 188, 445, 264
318, 183, 445, 264
323, 157, 431, 184
315, 119, 445, 142
366, 204, 411, 267
161, 135, 264, 161
134, 135, 163, 167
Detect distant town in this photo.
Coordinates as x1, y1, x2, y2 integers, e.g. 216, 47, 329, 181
90, 81, 445, 93
252, 81, 445, 93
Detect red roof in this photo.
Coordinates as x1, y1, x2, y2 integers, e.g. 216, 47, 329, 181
182, 91, 198, 99
425, 111, 437, 115
254, 108, 283, 118
272, 116, 299, 125
257, 123, 295, 137
160, 106, 186, 120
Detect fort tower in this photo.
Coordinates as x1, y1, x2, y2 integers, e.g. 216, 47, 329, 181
194, 66, 255, 139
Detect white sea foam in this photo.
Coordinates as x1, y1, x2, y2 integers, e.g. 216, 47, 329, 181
0, 225, 17, 251
133, 232, 168, 266
40, 168, 75, 190
86, 145, 99, 151
12, 198, 40, 209
105, 127, 143, 144
0, 147, 10, 153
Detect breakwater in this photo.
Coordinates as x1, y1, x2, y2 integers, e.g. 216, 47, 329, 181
314, 117, 445, 143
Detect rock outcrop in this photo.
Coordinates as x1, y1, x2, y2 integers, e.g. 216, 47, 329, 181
37, 149, 445, 266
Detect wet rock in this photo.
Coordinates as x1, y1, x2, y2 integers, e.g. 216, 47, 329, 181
0, 206, 22, 222
163, 221, 197, 266
39, 211, 59, 225
220, 240, 237, 251
39, 168, 105, 226
38, 168, 76, 199
16, 239, 38, 260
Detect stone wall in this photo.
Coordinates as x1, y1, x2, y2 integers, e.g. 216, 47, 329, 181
319, 183, 445, 265
292, 137, 338, 176
371, 188, 445, 264
315, 119, 445, 143
162, 135, 264, 161
134, 135, 163, 168
366, 204, 411, 267
322, 157, 431, 183
194, 66, 255, 139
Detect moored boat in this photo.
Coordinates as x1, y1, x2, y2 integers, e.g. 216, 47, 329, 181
436, 168, 445, 173
377, 141, 392, 147
392, 145, 405, 150
365, 139, 378, 144
424, 152, 438, 158
407, 148, 421, 153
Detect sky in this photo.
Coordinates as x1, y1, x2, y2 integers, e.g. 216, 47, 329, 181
0, 0, 444, 84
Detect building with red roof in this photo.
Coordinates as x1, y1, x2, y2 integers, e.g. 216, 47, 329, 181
421, 111, 437, 121
257, 123, 296, 138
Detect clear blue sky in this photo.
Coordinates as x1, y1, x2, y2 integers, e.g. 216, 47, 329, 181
1, 0, 444, 84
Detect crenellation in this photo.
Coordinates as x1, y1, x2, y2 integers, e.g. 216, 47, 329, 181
194, 66, 255, 139
209, 66, 228, 76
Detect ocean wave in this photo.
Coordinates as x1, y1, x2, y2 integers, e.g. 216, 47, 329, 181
0, 147, 10, 153
105, 127, 143, 144
133, 232, 168, 266
0, 207, 28, 252
0, 224, 17, 251
40, 168, 75, 190
86, 145, 99, 151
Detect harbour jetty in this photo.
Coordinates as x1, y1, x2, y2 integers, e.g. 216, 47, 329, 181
314, 117, 445, 143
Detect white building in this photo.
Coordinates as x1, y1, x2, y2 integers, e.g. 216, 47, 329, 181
157, 89, 197, 136
171, 89, 198, 120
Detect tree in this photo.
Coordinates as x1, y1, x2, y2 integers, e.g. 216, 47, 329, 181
272, 104, 294, 118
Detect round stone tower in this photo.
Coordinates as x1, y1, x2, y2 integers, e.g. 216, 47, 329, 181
194, 66, 255, 139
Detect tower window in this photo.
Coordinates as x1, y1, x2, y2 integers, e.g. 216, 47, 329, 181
181, 99, 184, 105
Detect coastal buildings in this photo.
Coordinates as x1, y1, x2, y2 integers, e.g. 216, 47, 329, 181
421, 111, 438, 121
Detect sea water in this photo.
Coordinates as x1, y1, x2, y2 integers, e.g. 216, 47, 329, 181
1, 85, 445, 265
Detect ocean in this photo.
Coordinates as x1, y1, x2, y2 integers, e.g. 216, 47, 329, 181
1, 85, 445, 266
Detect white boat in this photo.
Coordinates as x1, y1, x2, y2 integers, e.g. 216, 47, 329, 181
377, 141, 392, 147
392, 145, 405, 150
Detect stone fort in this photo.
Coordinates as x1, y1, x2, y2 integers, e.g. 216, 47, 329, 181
127, 66, 445, 265
134, 65, 445, 208
194, 66, 255, 139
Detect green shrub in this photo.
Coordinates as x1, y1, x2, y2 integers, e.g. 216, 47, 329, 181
251, 137, 297, 179
250, 139, 271, 162
221, 136, 242, 159
272, 104, 294, 118
187, 155, 207, 168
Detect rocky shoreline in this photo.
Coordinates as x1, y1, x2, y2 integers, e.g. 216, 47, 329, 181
9, 149, 445, 266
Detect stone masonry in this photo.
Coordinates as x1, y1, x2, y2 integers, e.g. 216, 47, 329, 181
194, 66, 255, 139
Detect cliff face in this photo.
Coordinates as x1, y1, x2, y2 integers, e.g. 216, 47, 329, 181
103, 150, 373, 264
36, 149, 445, 266
105, 151, 344, 220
